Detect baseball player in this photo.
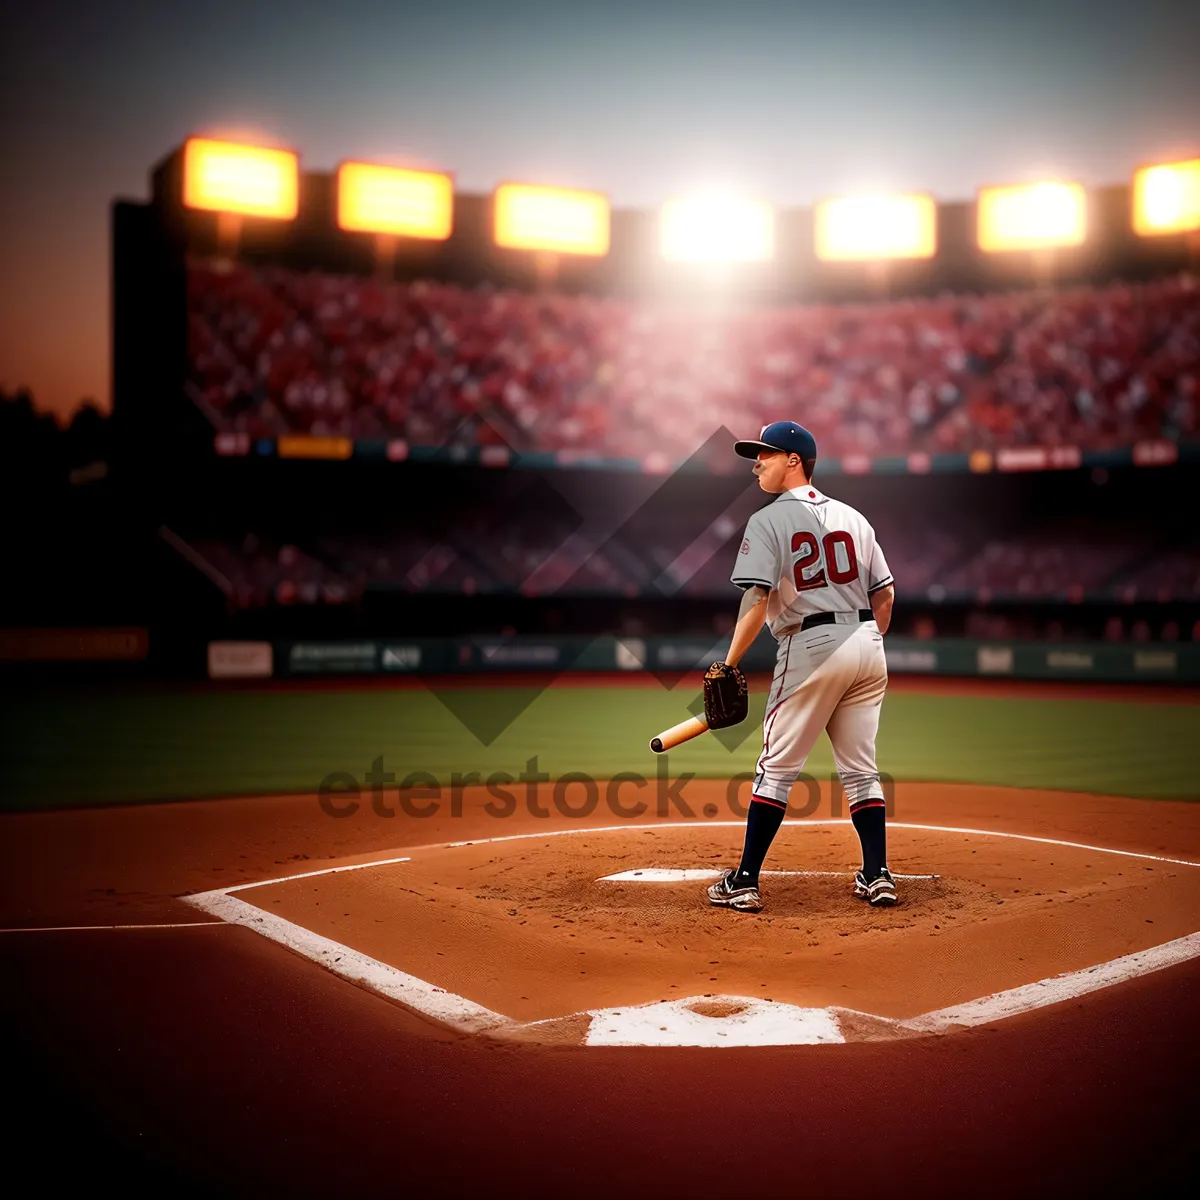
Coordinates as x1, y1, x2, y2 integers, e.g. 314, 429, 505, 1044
704, 421, 897, 912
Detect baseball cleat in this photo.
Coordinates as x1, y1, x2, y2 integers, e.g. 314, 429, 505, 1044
854, 867, 899, 906
706, 870, 764, 913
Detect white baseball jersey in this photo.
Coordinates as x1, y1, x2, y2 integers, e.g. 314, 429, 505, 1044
730, 483, 893, 808
731, 485, 893, 639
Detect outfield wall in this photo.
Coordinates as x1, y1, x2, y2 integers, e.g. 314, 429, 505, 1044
207, 635, 1200, 684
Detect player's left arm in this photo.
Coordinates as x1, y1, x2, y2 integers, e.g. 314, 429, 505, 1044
869, 582, 894, 635
725, 584, 770, 667
866, 531, 894, 634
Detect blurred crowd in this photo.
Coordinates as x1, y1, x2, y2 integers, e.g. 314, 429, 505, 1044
933, 520, 1150, 601
183, 519, 1200, 626
188, 263, 1200, 457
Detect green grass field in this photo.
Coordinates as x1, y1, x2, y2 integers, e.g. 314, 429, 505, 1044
1, 681, 1197, 811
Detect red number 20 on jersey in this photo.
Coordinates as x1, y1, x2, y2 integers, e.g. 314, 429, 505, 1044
791, 531, 859, 591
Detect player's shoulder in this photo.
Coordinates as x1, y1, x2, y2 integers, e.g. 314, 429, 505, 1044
746, 502, 782, 528
825, 493, 870, 523
833, 497, 878, 538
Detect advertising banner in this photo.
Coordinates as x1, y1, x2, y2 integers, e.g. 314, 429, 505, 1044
885, 646, 939, 673
0, 627, 148, 662
380, 644, 422, 671
475, 642, 561, 668
287, 642, 378, 674
977, 646, 1015, 674
208, 641, 273, 679
266, 636, 1198, 683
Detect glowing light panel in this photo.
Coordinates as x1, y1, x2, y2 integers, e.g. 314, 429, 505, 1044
1133, 159, 1200, 236
659, 194, 775, 262
337, 163, 453, 239
814, 193, 936, 262
183, 138, 298, 220
493, 184, 610, 256
977, 181, 1086, 253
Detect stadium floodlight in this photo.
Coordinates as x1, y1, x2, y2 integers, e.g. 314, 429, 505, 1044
1132, 159, 1200, 237
659, 193, 775, 263
182, 137, 299, 220
337, 162, 454, 239
814, 193, 936, 262
493, 183, 610, 256
977, 181, 1086, 253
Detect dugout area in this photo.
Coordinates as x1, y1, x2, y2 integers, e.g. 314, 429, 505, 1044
2, 673, 1199, 1191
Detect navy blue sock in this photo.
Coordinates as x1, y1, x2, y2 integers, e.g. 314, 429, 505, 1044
734, 798, 786, 884
851, 802, 887, 880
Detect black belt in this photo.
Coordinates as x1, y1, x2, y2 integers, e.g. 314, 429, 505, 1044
800, 609, 873, 631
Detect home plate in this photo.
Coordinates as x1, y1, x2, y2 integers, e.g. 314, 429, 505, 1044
583, 996, 846, 1046
598, 868, 938, 882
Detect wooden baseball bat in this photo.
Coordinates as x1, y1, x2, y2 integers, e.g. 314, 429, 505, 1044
649, 714, 709, 753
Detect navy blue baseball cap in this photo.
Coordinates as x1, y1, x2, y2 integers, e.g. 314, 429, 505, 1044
734, 420, 818, 461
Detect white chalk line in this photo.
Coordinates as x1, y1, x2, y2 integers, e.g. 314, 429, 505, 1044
0, 857, 417, 935
181, 891, 509, 1034
887, 823, 1200, 871
0, 921, 226, 933
907, 930, 1200, 1032
181, 820, 1200, 1046
598, 868, 939, 882
219, 855, 412, 895
435, 819, 1200, 870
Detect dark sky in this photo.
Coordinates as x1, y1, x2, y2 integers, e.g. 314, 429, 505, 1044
1, 0, 1197, 420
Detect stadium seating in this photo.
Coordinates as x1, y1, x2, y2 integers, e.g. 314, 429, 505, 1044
191, 535, 356, 608
180, 263, 1200, 625
188, 263, 1200, 459
1108, 541, 1200, 603
179, 517, 1199, 613
936, 520, 1150, 601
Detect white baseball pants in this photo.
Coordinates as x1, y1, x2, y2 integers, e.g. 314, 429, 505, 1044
752, 618, 888, 807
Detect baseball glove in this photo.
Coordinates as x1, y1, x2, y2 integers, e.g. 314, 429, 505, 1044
703, 661, 748, 729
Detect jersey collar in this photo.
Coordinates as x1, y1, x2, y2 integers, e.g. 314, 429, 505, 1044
778, 485, 828, 506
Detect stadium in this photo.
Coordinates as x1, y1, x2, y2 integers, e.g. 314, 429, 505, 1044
3, 124, 1200, 1193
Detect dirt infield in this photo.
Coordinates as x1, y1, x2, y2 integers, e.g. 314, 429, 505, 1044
4, 779, 1200, 929
223, 814, 1200, 1033
4, 778, 1200, 1190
